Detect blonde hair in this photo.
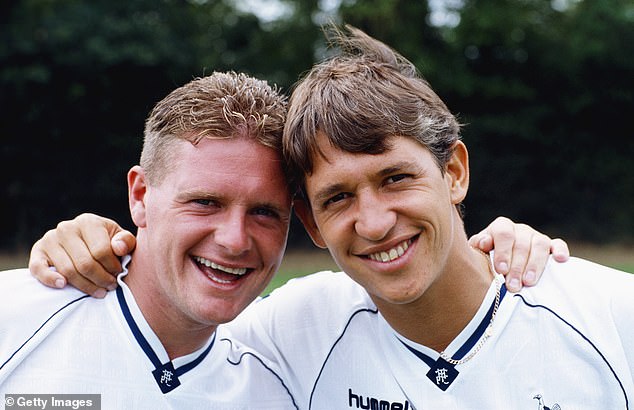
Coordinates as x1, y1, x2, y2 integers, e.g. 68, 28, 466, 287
141, 71, 287, 185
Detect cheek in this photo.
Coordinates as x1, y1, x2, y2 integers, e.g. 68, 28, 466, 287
254, 228, 287, 266
316, 213, 350, 242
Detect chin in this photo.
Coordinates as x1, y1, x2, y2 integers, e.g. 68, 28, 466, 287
195, 302, 244, 326
379, 286, 426, 305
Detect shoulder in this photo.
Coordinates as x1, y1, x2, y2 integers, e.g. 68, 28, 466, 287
0, 268, 92, 375
515, 256, 634, 316
0, 268, 90, 342
0, 268, 88, 314
272, 269, 365, 294
511, 257, 634, 376
227, 271, 375, 404
230, 270, 374, 348
260, 270, 372, 316
537, 256, 632, 291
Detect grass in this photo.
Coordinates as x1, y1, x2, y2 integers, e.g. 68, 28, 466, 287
2, 242, 633, 296
0, 251, 29, 271
263, 249, 339, 295
264, 242, 634, 294
568, 243, 634, 274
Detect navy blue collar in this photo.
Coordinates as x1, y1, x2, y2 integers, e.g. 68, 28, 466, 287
116, 285, 215, 394
399, 283, 507, 390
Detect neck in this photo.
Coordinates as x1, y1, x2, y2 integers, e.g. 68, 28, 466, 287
376, 241, 494, 352
124, 255, 216, 360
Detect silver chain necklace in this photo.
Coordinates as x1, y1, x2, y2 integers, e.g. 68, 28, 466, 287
439, 275, 502, 366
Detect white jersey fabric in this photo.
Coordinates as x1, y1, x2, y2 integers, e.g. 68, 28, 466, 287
231, 257, 634, 409
0, 258, 297, 409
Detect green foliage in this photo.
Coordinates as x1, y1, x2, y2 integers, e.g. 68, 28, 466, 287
1, 0, 632, 250
0, 0, 308, 247
444, 0, 634, 240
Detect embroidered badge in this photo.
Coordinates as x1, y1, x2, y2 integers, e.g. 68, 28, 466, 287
152, 361, 181, 394
533, 394, 561, 410
426, 357, 459, 391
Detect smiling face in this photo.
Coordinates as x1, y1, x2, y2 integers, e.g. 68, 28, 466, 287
296, 133, 469, 312
128, 136, 291, 333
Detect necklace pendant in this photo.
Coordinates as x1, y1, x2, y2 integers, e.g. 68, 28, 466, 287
426, 357, 459, 391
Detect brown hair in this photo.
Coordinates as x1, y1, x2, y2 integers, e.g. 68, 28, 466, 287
283, 25, 461, 190
141, 71, 287, 185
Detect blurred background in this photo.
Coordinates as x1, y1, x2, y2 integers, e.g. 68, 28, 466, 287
1, 0, 633, 275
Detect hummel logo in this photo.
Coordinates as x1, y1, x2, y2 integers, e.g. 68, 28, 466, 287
348, 388, 410, 409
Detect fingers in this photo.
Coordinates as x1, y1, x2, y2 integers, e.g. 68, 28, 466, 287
28, 230, 108, 298
28, 239, 67, 289
72, 213, 127, 274
471, 216, 516, 276
111, 230, 136, 257
550, 238, 570, 262
468, 232, 494, 253
492, 225, 527, 292
27, 213, 130, 297
514, 230, 552, 288
493, 223, 551, 292
54, 217, 119, 292
471, 217, 566, 293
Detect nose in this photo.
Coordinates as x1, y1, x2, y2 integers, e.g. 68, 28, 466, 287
353, 190, 396, 242
214, 209, 251, 255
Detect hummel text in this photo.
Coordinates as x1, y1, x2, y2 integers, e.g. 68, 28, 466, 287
348, 388, 410, 410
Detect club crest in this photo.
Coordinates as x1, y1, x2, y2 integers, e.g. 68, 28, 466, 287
533, 394, 561, 410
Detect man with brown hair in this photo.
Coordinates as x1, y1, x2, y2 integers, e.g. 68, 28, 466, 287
231, 26, 632, 408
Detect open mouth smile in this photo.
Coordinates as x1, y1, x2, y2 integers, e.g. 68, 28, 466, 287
193, 256, 250, 284
367, 239, 413, 263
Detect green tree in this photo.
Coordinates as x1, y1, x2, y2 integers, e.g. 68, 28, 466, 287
1, 0, 632, 250
0, 0, 299, 248
445, 0, 634, 240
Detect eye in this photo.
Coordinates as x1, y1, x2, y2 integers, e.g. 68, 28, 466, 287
193, 199, 216, 206
324, 192, 350, 207
385, 174, 410, 184
253, 207, 279, 219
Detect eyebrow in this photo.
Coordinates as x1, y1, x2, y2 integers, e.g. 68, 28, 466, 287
177, 190, 290, 215
312, 183, 348, 208
176, 190, 221, 202
377, 161, 417, 177
311, 160, 422, 206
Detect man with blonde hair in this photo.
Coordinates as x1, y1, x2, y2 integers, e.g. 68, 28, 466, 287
0, 72, 296, 408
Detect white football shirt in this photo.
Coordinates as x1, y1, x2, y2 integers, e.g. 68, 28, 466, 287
0, 258, 297, 409
231, 257, 634, 409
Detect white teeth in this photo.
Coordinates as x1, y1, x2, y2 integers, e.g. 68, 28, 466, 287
194, 256, 248, 275
209, 276, 232, 284
368, 240, 410, 263
389, 249, 398, 260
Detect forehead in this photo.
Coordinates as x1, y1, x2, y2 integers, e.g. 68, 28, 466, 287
305, 134, 436, 190
167, 137, 291, 203
310, 133, 429, 169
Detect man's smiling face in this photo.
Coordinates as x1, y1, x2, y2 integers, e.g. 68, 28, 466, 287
133, 136, 291, 328
297, 133, 467, 311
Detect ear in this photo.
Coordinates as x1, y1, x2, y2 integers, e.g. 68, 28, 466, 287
445, 141, 470, 204
293, 198, 327, 249
128, 165, 148, 228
